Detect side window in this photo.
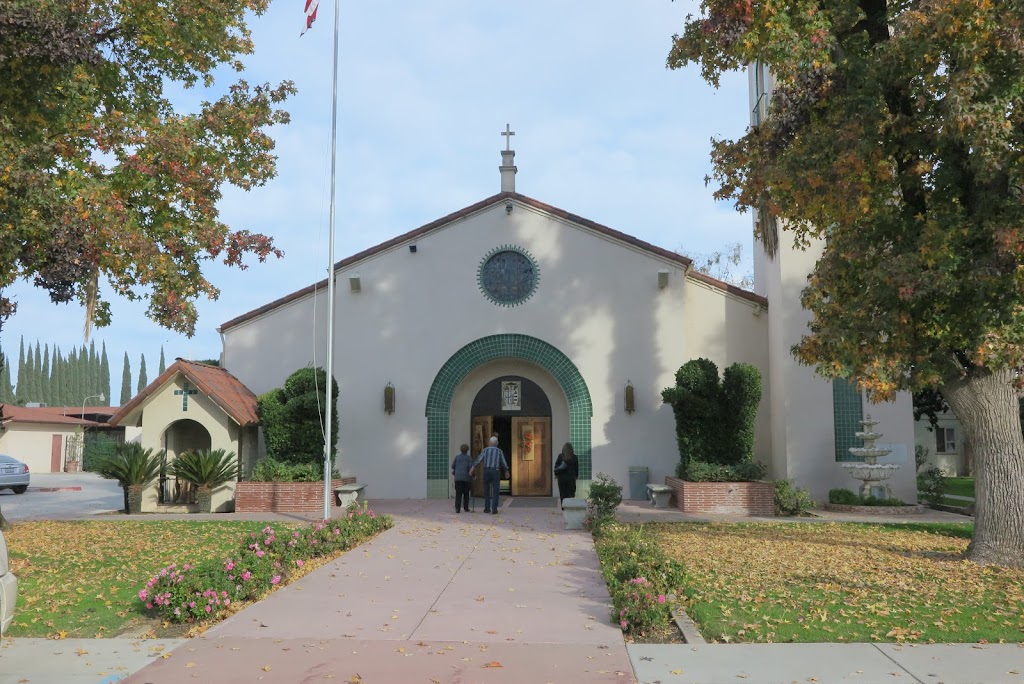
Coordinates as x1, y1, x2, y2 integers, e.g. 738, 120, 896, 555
935, 427, 956, 453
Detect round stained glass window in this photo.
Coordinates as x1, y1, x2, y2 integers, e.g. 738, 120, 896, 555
478, 245, 539, 307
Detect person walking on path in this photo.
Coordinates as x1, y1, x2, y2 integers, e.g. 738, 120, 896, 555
554, 441, 579, 508
451, 443, 474, 513
471, 436, 508, 514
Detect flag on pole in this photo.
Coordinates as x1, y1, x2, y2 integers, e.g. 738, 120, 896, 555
301, 0, 319, 36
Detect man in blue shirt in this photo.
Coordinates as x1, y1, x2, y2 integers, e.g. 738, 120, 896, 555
470, 436, 509, 514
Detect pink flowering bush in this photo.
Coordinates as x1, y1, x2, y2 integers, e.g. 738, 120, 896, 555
139, 504, 392, 623
594, 522, 686, 637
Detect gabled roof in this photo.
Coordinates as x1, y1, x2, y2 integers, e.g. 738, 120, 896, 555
109, 359, 260, 428
0, 404, 103, 428
219, 191, 768, 332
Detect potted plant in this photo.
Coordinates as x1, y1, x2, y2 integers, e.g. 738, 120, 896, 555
170, 448, 239, 513
92, 443, 164, 514
64, 427, 83, 473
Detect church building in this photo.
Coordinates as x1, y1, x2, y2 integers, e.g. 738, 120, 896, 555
214, 130, 917, 503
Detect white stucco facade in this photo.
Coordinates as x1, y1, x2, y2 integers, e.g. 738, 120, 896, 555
221, 192, 772, 499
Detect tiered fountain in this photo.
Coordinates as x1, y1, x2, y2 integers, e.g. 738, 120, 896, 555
842, 416, 900, 498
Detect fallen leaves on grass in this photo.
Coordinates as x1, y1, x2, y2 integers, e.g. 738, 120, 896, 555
647, 522, 1024, 644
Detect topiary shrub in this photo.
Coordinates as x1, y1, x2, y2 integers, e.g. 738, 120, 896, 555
662, 358, 762, 474
258, 366, 339, 466
586, 473, 623, 532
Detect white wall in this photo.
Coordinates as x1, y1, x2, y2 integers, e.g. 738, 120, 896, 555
0, 425, 73, 473
223, 200, 771, 498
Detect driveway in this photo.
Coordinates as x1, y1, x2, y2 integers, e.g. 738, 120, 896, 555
0, 472, 123, 521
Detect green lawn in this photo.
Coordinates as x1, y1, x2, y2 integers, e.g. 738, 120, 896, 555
5, 520, 306, 638
945, 477, 975, 499
647, 521, 1024, 644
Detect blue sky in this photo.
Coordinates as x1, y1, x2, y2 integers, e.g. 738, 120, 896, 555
4, 0, 753, 403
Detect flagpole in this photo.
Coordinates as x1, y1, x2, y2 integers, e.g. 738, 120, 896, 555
323, 0, 341, 520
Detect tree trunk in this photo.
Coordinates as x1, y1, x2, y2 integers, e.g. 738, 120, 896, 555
944, 367, 1024, 567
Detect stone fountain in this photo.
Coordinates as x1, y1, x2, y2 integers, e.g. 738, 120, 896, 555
842, 416, 900, 498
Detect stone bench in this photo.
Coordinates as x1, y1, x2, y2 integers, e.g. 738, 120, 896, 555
334, 483, 366, 508
647, 484, 672, 509
562, 497, 587, 530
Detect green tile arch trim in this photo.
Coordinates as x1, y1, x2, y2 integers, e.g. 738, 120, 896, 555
424, 334, 593, 497
833, 377, 864, 462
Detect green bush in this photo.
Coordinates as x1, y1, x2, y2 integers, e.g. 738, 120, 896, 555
829, 488, 907, 506
828, 488, 862, 505
774, 479, 816, 516
171, 449, 239, 489
82, 433, 120, 472
258, 366, 339, 466
917, 466, 949, 507
682, 460, 767, 482
914, 444, 930, 471
249, 457, 339, 482
662, 358, 762, 475
586, 473, 623, 531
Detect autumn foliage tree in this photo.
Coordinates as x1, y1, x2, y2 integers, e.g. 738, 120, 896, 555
670, 0, 1024, 565
0, 0, 293, 338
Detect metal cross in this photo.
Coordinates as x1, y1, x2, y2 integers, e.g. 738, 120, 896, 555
501, 124, 515, 151
174, 381, 198, 412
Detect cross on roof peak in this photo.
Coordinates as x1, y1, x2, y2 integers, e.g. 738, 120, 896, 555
501, 124, 515, 151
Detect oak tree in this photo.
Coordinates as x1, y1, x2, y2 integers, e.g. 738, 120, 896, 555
0, 0, 293, 337
670, 0, 1024, 565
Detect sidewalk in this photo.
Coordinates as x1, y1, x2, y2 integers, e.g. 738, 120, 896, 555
3, 498, 1020, 683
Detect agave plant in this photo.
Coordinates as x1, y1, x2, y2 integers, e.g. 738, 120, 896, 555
92, 442, 164, 513
170, 449, 239, 490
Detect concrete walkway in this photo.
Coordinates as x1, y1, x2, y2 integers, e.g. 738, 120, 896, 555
2, 498, 1021, 683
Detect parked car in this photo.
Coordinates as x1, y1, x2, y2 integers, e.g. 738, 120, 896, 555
0, 529, 16, 635
0, 455, 29, 494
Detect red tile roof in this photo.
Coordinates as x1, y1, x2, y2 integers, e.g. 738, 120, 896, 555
0, 404, 104, 427
219, 191, 768, 332
109, 359, 260, 428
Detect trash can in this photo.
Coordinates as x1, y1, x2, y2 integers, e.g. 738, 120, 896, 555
628, 466, 649, 501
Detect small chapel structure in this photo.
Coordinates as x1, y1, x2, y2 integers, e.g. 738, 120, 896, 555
204, 128, 916, 503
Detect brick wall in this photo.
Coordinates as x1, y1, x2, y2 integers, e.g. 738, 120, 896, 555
664, 477, 774, 516
235, 478, 357, 513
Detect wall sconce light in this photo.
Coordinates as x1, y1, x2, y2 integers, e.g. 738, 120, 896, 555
384, 381, 396, 414
505, 201, 513, 215
624, 380, 635, 414
657, 270, 669, 289
349, 274, 361, 293
409, 244, 417, 253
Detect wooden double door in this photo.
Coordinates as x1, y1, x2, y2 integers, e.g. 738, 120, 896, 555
470, 416, 551, 496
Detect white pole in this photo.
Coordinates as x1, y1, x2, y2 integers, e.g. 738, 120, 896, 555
323, 0, 341, 521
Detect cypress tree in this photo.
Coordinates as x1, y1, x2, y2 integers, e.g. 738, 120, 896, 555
137, 354, 148, 393
68, 347, 79, 407
22, 345, 36, 403
120, 353, 131, 405
51, 347, 63, 406
32, 342, 42, 403
41, 344, 50, 404
158, 346, 166, 375
14, 336, 24, 403
0, 352, 12, 403
88, 340, 98, 399
100, 343, 111, 406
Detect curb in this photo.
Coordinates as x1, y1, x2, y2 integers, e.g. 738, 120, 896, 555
671, 607, 706, 644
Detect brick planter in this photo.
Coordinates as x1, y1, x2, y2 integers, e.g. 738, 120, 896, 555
664, 476, 774, 516
235, 478, 356, 513
824, 503, 925, 515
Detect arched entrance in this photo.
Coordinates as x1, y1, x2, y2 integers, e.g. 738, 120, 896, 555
424, 334, 593, 499
159, 418, 211, 504
471, 376, 552, 496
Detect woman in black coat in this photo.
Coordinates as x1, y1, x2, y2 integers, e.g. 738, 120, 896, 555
553, 442, 579, 508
